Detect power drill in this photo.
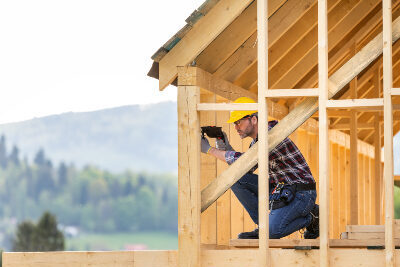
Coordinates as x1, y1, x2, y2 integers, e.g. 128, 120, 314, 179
201, 126, 224, 140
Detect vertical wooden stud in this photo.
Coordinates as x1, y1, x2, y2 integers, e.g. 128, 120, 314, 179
374, 66, 382, 225
200, 93, 217, 245
216, 109, 231, 246
177, 85, 201, 267
318, 0, 329, 265
383, 0, 394, 265
349, 66, 359, 225
257, 0, 269, 265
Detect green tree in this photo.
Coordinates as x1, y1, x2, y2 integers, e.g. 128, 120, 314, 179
12, 212, 64, 252
12, 221, 36, 252
0, 135, 7, 169
9, 145, 20, 166
35, 212, 65, 251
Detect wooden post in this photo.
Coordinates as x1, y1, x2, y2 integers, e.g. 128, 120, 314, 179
383, 0, 395, 266
349, 73, 359, 226
374, 67, 382, 225
257, 0, 269, 266
177, 85, 201, 267
318, 0, 329, 266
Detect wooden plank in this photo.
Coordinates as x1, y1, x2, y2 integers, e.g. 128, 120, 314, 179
158, 0, 252, 90
265, 89, 319, 98
177, 86, 201, 267
257, 0, 269, 264
7, 249, 400, 267
330, 123, 374, 130
339, 146, 347, 236
197, 103, 258, 111
216, 110, 231, 246
347, 231, 400, 239
332, 143, 340, 238
229, 122, 244, 239
345, 221, 400, 232
200, 93, 217, 245
391, 88, 400, 95
358, 154, 365, 225
374, 114, 382, 225
383, 0, 395, 265
230, 238, 400, 248
326, 98, 384, 109
200, 15, 400, 213
318, 0, 329, 264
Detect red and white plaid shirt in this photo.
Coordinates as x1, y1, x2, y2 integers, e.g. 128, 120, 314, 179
225, 120, 315, 188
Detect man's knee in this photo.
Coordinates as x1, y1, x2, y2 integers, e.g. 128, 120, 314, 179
269, 221, 284, 239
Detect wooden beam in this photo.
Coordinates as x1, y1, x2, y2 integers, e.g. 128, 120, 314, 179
7, 249, 400, 267
318, 0, 329, 265
257, 0, 269, 265
265, 89, 319, 98
158, 0, 253, 90
326, 98, 384, 109
330, 122, 374, 130
177, 86, 201, 267
197, 103, 258, 111
383, 0, 395, 266
391, 88, 400, 95
200, 16, 400, 213
230, 238, 400, 248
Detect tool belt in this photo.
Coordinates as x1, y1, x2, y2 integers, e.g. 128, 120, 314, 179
269, 182, 316, 210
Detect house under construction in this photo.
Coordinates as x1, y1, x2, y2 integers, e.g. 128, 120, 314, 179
3, 0, 400, 266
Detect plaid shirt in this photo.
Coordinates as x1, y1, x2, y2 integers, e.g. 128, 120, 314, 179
225, 120, 315, 188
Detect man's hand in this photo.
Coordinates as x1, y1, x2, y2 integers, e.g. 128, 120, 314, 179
201, 136, 212, 154
216, 132, 234, 151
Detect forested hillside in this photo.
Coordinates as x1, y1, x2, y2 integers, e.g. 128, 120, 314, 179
0, 136, 178, 250
0, 102, 178, 173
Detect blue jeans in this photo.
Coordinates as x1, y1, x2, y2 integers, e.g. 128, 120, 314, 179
231, 173, 316, 239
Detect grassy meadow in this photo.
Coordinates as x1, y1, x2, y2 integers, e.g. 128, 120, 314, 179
66, 231, 178, 251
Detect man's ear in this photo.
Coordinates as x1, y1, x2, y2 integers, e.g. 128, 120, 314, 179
252, 115, 258, 125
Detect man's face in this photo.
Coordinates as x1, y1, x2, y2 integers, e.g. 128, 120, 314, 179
234, 116, 256, 139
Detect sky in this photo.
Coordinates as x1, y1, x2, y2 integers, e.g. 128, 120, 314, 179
0, 0, 205, 124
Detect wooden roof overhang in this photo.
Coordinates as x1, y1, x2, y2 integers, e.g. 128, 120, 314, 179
148, 0, 400, 146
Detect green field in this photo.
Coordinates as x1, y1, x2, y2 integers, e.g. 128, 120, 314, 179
66, 232, 178, 251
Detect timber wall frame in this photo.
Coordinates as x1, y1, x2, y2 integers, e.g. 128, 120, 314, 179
3, 0, 399, 266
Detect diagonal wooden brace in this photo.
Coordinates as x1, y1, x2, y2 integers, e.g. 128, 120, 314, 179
201, 16, 400, 213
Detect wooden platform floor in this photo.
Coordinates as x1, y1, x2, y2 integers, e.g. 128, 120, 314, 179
230, 238, 400, 248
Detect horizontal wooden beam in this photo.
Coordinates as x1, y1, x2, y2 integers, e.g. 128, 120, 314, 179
6, 249, 400, 267
201, 15, 400, 213
326, 98, 384, 109
230, 238, 400, 248
197, 103, 258, 111
178, 66, 257, 100
158, 0, 253, 90
330, 122, 374, 130
392, 88, 400, 95
312, 110, 352, 118
265, 89, 319, 98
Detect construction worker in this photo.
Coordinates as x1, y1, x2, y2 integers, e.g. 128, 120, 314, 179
201, 97, 319, 239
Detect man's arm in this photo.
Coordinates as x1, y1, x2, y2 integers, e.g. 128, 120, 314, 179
208, 147, 227, 162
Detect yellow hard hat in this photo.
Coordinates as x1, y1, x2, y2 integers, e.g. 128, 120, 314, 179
226, 97, 257, 123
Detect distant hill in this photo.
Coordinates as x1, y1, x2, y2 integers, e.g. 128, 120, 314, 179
0, 102, 178, 173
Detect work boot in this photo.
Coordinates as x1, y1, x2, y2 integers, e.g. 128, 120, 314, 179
304, 204, 319, 239
238, 228, 259, 239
